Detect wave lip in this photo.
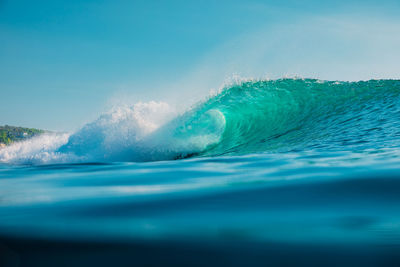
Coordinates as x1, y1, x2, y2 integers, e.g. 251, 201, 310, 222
197, 78, 400, 156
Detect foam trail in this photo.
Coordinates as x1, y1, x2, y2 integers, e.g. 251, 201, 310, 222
0, 133, 70, 165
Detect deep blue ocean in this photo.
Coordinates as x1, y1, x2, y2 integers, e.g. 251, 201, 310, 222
1, 79, 400, 266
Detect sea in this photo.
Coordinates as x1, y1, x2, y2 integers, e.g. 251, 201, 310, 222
1, 78, 400, 266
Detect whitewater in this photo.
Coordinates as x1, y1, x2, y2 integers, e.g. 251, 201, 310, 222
1, 78, 400, 266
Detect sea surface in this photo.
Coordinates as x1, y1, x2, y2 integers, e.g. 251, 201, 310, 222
1, 79, 400, 266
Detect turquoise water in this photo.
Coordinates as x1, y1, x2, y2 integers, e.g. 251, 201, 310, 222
1, 79, 400, 266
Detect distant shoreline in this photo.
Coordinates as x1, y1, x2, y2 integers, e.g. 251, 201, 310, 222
0, 125, 46, 147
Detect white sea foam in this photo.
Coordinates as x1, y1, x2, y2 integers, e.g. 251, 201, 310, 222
0, 133, 71, 164
60, 101, 177, 161
0, 101, 178, 164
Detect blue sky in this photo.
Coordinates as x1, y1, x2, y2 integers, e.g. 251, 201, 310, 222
1, 0, 400, 131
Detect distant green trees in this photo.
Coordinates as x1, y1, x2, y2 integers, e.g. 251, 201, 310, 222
0, 131, 11, 145
0, 125, 45, 145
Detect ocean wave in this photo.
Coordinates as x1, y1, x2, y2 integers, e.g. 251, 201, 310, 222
1, 78, 400, 164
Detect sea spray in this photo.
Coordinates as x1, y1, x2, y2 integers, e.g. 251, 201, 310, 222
58, 101, 177, 162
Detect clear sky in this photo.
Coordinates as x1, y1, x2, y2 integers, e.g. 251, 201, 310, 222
1, 0, 400, 131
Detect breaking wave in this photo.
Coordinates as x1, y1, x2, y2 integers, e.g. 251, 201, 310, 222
1, 78, 400, 164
